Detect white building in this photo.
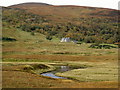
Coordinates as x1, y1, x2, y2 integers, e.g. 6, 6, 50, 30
60, 37, 71, 42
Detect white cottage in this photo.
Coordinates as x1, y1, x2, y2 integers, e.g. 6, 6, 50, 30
60, 37, 71, 42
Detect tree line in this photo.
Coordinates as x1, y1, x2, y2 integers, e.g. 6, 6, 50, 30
2, 7, 120, 44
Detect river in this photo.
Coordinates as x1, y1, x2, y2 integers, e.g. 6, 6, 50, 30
41, 66, 72, 79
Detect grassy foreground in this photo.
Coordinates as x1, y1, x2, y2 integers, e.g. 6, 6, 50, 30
2, 61, 118, 88
2, 29, 118, 88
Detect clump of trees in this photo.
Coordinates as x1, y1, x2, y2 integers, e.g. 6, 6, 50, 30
2, 7, 119, 44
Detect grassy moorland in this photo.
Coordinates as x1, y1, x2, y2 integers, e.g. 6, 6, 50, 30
2, 61, 118, 88
2, 26, 118, 88
2, 2, 119, 88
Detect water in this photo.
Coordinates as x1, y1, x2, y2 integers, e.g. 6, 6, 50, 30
41, 72, 67, 79
41, 66, 70, 79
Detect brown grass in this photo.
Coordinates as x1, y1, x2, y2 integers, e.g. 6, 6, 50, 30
2, 70, 118, 88
3, 54, 118, 62
10, 3, 118, 24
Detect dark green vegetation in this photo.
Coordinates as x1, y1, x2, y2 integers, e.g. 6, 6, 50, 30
89, 43, 117, 49
2, 3, 120, 44
2, 37, 17, 41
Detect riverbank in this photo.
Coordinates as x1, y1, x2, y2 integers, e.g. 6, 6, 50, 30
2, 59, 118, 88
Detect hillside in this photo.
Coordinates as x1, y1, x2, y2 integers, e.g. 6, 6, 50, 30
9, 3, 118, 23
2, 2, 120, 43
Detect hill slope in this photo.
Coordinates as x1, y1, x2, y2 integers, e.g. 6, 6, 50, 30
2, 3, 119, 43
10, 3, 118, 24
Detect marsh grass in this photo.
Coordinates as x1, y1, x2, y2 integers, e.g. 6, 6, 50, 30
56, 62, 118, 82
2, 63, 56, 75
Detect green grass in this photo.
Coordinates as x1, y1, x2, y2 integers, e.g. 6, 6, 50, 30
3, 27, 47, 41
56, 62, 118, 82
3, 41, 118, 56
3, 26, 118, 57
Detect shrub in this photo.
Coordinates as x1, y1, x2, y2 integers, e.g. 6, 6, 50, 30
2, 37, 17, 41
89, 43, 99, 48
89, 43, 117, 49
31, 32, 35, 36
32, 64, 49, 69
22, 65, 36, 74
46, 35, 52, 40
76, 42, 82, 44
23, 65, 34, 71
84, 36, 96, 43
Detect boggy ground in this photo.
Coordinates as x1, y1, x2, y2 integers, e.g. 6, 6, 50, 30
2, 61, 118, 88
2, 71, 118, 88
2, 54, 118, 88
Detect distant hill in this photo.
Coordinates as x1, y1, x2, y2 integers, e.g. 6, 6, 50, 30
10, 2, 51, 7
2, 2, 120, 43
9, 2, 118, 24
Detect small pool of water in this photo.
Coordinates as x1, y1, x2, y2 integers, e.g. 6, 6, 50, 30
41, 72, 67, 79
40, 66, 71, 79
